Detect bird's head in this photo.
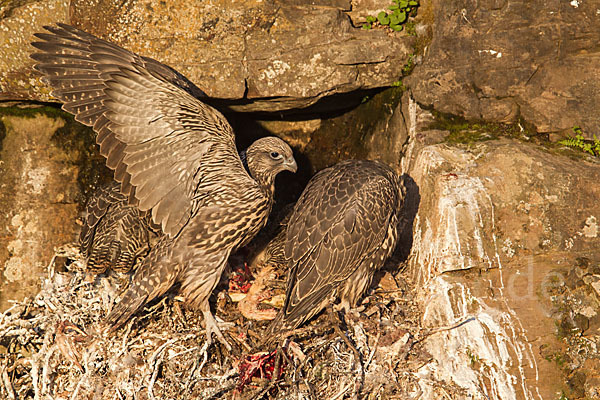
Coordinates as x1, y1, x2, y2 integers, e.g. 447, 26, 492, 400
245, 136, 297, 192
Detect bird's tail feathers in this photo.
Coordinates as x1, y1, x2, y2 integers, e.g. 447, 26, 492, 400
105, 286, 150, 332
105, 241, 177, 331
267, 283, 334, 337
266, 310, 284, 336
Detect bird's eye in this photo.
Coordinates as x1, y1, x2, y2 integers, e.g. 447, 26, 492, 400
270, 151, 281, 159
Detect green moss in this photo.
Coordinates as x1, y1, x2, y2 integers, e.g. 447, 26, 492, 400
405, 21, 417, 36
429, 111, 540, 145
545, 351, 567, 368
401, 54, 416, 77
428, 111, 599, 166
465, 347, 480, 368
0, 104, 66, 120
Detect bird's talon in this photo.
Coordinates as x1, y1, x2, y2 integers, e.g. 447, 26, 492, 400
203, 311, 232, 351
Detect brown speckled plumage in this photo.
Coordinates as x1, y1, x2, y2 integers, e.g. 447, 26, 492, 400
31, 24, 297, 345
270, 160, 405, 332
79, 180, 153, 274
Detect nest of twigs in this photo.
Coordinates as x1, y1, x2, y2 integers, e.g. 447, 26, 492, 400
0, 238, 437, 400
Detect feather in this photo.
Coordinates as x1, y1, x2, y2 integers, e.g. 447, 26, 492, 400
32, 24, 296, 342
271, 160, 405, 332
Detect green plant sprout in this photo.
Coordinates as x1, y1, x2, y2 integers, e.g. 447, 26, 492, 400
557, 393, 569, 400
363, 0, 419, 31
558, 126, 600, 157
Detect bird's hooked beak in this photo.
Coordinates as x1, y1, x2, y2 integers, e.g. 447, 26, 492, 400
284, 157, 298, 173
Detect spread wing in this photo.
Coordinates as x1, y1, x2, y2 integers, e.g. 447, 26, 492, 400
281, 160, 397, 328
31, 23, 242, 237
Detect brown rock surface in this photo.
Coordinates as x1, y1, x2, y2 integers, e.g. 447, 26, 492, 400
404, 124, 600, 398
406, 0, 600, 135
0, 0, 69, 102
0, 0, 414, 112
2, 0, 600, 396
0, 106, 106, 311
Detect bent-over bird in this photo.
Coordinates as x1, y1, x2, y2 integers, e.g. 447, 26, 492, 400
31, 24, 297, 347
80, 180, 155, 274
270, 160, 405, 332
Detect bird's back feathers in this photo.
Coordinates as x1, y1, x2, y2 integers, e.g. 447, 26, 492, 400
274, 160, 405, 331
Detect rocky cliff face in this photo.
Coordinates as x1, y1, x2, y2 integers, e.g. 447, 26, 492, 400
406, 0, 600, 136
3, 0, 600, 133
0, 106, 109, 310
1, 0, 600, 398
402, 108, 600, 397
1, 0, 414, 112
